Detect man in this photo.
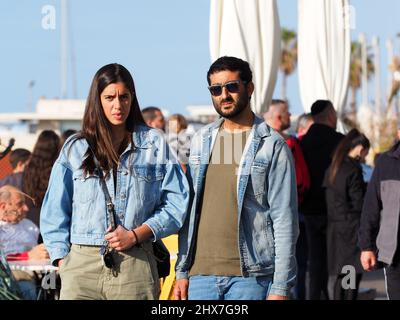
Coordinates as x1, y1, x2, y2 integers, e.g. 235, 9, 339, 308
0, 185, 49, 260
174, 56, 298, 300
142, 106, 166, 131
359, 140, 400, 300
0, 185, 49, 299
0, 148, 31, 189
300, 100, 344, 300
264, 100, 310, 300
296, 113, 314, 139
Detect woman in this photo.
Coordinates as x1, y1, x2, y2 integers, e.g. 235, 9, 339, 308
40, 63, 189, 300
324, 128, 370, 300
166, 114, 190, 172
22, 130, 60, 228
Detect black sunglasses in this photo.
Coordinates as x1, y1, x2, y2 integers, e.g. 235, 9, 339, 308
100, 245, 115, 269
103, 251, 115, 269
208, 80, 246, 96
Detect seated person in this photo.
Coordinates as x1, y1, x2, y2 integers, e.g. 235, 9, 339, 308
0, 148, 31, 190
0, 185, 49, 299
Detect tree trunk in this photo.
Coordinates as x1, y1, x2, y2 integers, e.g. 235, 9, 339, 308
350, 87, 357, 115
281, 73, 287, 100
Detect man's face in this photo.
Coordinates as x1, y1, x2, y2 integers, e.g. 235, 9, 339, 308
279, 103, 291, 131
208, 70, 252, 119
149, 110, 165, 131
0, 192, 28, 224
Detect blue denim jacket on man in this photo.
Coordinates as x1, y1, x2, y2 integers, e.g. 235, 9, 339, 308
40, 125, 190, 265
175, 116, 299, 297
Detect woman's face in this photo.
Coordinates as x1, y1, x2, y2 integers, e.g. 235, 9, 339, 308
349, 144, 369, 161
168, 119, 179, 134
100, 82, 132, 126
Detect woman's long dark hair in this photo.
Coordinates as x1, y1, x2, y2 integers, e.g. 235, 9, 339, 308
328, 128, 370, 185
77, 63, 145, 175
22, 130, 60, 206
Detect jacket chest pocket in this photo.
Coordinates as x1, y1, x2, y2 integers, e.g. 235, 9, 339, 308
72, 170, 98, 204
132, 165, 165, 201
248, 161, 268, 197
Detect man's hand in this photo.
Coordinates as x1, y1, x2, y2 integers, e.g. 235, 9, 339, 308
361, 250, 377, 271
104, 225, 137, 251
267, 294, 289, 300
58, 259, 64, 268
28, 243, 49, 260
174, 279, 189, 300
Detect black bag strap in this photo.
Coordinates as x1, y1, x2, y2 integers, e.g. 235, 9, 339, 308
95, 163, 117, 231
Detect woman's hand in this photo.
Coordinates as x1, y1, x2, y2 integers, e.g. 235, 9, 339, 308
104, 225, 137, 251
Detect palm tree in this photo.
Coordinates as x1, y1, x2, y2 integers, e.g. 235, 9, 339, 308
388, 56, 400, 104
280, 28, 297, 100
349, 41, 374, 115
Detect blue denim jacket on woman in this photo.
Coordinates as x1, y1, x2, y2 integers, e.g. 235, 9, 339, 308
175, 116, 299, 297
40, 125, 190, 265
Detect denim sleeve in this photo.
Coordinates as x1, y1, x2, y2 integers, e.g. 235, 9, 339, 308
268, 141, 299, 297
143, 144, 190, 241
40, 160, 73, 265
174, 130, 201, 280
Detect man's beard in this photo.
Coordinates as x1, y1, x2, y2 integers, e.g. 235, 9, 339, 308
213, 93, 249, 119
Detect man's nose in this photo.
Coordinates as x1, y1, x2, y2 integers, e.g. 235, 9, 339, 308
220, 86, 230, 99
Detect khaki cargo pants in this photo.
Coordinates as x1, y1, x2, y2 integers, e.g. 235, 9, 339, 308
59, 243, 159, 300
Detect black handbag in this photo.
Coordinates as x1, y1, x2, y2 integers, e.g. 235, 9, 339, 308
152, 240, 170, 279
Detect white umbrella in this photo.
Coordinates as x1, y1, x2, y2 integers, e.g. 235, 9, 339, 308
209, 0, 281, 115
298, 0, 351, 122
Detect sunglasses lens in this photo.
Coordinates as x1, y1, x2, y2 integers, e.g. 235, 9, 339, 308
209, 86, 222, 96
226, 82, 240, 93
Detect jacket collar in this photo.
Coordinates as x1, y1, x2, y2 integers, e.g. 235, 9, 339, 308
132, 124, 155, 149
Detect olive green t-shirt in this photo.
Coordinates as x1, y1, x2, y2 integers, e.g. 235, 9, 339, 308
190, 128, 250, 276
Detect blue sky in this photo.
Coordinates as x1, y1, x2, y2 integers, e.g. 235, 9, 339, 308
0, 0, 399, 116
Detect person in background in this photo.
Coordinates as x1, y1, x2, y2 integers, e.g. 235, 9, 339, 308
0, 148, 31, 190
296, 113, 314, 140
264, 99, 310, 300
40, 63, 189, 300
300, 100, 344, 300
0, 185, 49, 300
142, 106, 166, 131
166, 114, 191, 172
324, 129, 370, 300
60, 129, 77, 149
359, 136, 400, 300
175, 56, 298, 300
22, 130, 60, 228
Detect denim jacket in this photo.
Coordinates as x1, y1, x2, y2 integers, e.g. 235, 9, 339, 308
40, 125, 190, 265
175, 116, 299, 297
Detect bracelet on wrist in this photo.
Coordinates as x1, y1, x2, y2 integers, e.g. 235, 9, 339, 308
131, 229, 139, 245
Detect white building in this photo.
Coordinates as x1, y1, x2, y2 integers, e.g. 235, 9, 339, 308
0, 98, 85, 150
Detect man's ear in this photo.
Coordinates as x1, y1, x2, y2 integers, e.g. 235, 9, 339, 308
0, 201, 6, 211
247, 81, 255, 98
